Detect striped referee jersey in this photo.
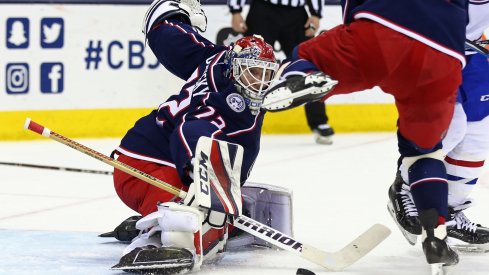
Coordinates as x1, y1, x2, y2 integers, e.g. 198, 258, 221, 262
228, 0, 323, 18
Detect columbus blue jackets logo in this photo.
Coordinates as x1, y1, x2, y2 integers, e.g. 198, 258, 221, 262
240, 46, 261, 59
226, 93, 246, 112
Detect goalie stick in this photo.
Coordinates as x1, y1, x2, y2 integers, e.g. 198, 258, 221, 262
24, 117, 391, 271
0, 161, 113, 175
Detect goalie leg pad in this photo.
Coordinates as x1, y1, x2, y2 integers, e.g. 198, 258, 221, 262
118, 202, 204, 270
184, 136, 244, 218
117, 201, 230, 273
227, 182, 294, 249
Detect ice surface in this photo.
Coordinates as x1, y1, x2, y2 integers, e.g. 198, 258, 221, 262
1, 134, 488, 274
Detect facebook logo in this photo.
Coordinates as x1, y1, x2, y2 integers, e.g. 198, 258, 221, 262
6, 63, 29, 94
6, 18, 29, 49
41, 63, 64, 93
41, 18, 64, 48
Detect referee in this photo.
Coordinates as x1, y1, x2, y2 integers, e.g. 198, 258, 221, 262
228, 0, 335, 145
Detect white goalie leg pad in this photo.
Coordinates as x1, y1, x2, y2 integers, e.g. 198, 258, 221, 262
122, 228, 162, 256
184, 136, 243, 218
158, 202, 204, 268
123, 202, 205, 269
227, 182, 294, 249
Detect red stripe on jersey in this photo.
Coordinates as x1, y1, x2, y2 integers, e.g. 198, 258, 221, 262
445, 156, 485, 168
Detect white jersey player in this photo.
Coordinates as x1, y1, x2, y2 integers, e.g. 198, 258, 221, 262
388, 1, 489, 253
441, 1, 489, 252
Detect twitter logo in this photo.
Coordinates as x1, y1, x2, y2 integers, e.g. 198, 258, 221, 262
41, 18, 64, 48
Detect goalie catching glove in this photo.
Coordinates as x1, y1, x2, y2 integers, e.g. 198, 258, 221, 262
112, 137, 243, 274
261, 62, 338, 112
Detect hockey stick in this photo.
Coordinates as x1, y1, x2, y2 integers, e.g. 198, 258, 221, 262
465, 39, 489, 57
474, 40, 489, 46
0, 161, 113, 175
24, 118, 391, 271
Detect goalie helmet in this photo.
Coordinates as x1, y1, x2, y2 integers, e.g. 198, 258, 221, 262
226, 35, 279, 114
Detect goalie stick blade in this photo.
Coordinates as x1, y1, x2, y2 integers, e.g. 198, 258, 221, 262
262, 72, 338, 112
301, 224, 391, 271
234, 215, 390, 271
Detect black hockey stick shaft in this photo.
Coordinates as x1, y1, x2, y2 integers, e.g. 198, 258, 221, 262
0, 161, 113, 175
465, 39, 489, 56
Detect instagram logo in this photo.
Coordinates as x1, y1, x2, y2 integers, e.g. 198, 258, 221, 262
6, 63, 29, 94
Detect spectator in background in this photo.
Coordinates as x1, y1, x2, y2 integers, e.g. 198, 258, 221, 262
228, 0, 335, 144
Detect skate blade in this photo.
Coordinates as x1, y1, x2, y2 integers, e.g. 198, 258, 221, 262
430, 263, 456, 275
315, 135, 333, 145
448, 237, 489, 254
452, 244, 489, 254
387, 202, 418, 245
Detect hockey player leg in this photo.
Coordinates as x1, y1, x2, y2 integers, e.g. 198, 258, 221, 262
446, 200, 489, 253
401, 152, 459, 272
443, 115, 489, 253
142, 0, 206, 37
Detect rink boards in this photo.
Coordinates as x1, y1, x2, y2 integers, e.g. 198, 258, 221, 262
0, 2, 487, 140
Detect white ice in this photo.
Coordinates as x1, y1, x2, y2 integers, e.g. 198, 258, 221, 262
1, 133, 488, 275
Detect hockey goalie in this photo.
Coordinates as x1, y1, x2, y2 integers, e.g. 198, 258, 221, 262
102, 0, 295, 272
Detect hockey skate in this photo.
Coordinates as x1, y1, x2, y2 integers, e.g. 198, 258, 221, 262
419, 209, 459, 275
112, 245, 194, 274
446, 200, 489, 253
99, 215, 142, 242
387, 172, 421, 245
312, 124, 334, 145
262, 72, 338, 112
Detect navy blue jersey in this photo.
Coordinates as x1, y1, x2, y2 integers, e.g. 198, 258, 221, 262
118, 20, 264, 186
341, 0, 468, 65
